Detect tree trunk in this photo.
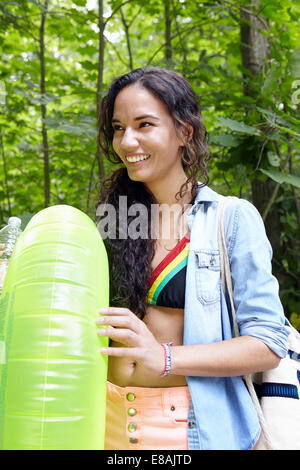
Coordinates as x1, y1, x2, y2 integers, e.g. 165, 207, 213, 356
120, 8, 133, 70
96, 0, 105, 181
171, 0, 187, 74
40, 0, 50, 207
240, 0, 269, 96
240, 0, 281, 252
164, 0, 172, 62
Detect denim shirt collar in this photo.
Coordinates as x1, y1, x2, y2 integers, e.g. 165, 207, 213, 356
187, 185, 219, 227
193, 184, 219, 204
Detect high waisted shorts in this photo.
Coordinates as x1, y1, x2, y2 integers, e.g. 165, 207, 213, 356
104, 381, 191, 450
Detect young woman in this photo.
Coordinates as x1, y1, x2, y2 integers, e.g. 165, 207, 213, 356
95, 67, 289, 450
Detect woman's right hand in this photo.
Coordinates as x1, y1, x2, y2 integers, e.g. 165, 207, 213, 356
0, 244, 5, 257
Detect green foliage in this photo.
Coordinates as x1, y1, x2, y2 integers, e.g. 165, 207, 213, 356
0, 0, 299, 323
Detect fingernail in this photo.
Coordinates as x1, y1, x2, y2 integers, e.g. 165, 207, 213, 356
98, 308, 108, 313
99, 348, 107, 354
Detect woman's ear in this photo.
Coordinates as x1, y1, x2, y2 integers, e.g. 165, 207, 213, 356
178, 123, 193, 146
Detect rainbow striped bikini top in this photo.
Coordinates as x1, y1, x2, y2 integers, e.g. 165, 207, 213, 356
146, 232, 190, 309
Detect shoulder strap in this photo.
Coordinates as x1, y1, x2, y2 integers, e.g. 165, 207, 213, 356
217, 196, 239, 338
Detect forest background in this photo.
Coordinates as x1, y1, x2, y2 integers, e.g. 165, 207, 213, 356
0, 0, 299, 326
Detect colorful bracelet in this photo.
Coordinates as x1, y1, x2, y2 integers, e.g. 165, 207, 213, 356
161, 342, 173, 377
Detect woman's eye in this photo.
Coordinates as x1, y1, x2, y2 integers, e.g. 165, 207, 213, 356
140, 122, 153, 128
113, 125, 123, 132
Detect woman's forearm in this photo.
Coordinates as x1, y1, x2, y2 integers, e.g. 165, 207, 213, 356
170, 336, 280, 377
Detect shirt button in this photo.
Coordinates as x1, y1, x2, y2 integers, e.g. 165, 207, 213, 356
188, 421, 195, 428
129, 438, 138, 444
126, 392, 135, 402
170, 405, 176, 411
128, 407, 137, 417
128, 423, 137, 432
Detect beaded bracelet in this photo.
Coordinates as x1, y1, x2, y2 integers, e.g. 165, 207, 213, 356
161, 342, 173, 377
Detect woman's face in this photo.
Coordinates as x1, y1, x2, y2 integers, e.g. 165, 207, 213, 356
112, 84, 184, 188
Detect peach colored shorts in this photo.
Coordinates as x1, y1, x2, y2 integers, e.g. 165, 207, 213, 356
104, 381, 190, 450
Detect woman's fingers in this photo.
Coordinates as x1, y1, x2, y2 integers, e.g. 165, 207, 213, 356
96, 315, 139, 332
98, 307, 135, 317
95, 307, 142, 334
97, 326, 137, 346
95, 306, 164, 375
99, 346, 139, 358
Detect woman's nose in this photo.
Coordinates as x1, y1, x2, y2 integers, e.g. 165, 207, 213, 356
120, 127, 139, 151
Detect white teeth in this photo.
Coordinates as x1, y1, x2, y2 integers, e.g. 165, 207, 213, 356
126, 154, 150, 163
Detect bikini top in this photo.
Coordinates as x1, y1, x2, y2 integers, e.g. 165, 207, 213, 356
146, 232, 190, 309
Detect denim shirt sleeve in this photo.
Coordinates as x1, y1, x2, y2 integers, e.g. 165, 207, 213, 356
226, 198, 289, 358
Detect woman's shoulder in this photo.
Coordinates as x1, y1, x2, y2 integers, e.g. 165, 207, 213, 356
195, 184, 263, 223
195, 185, 268, 255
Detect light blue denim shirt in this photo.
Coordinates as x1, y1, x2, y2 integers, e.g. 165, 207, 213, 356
184, 184, 289, 450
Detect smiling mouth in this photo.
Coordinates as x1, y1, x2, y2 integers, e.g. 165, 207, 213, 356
126, 154, 150, 163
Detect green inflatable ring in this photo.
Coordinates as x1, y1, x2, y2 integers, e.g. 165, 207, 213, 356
0, 205, 109, 449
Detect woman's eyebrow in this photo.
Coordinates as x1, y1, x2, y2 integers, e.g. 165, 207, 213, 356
111, 114, 160, 123
134, 114, 160, 121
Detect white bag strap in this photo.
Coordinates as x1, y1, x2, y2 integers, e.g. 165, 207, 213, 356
217, 196, 274, 450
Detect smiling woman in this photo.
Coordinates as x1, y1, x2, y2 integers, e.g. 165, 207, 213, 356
96, 67, 289, 450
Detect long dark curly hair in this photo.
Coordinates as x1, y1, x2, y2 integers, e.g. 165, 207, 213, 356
96, 67, 211, 319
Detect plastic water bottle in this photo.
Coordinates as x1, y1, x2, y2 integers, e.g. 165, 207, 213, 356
0, 217, 22, 296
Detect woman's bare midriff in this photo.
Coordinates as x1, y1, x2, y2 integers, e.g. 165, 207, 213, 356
107, 304, 187, 388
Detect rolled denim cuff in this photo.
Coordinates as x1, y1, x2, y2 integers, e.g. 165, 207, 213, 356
239, 320, 290, 358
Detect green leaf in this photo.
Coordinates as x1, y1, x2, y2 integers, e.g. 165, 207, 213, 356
257, 106, 300, 127
288, 50, 300, 78
267, 151, 280, 167
260, 169, 300, 188
256, 106, 300, 138
79, 60, 98, 71
209, 133, 241, 147
215, 116, 261, 136
261, 64, 281, 96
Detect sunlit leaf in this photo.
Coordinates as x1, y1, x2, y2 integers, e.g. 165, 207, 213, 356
215, 116, 261, 135
260, 169, 300, 188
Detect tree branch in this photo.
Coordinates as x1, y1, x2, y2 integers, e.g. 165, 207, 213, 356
120, 7, 133, 70
0, 131, 11, 216
39, 0, 50, 207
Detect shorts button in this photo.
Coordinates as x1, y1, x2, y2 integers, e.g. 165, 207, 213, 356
129, 438, 138, 444
126, 392, 135, 402
188, 421, 195, 428
128, 407, 137, 417
128, 423, 137, 432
